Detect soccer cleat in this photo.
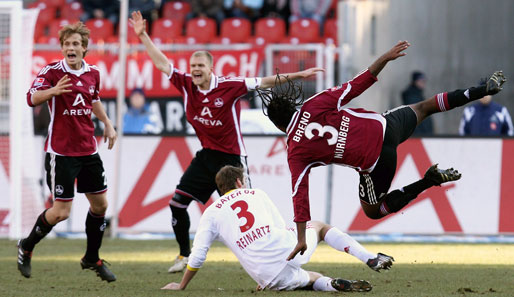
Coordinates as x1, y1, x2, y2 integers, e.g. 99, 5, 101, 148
367, 252, 394, 272
331, 279, 372, 292
168, 255, 188, 273
424, 164, 461, 186
80, 258, 116, 282
17, 239, 32, 278
485, 70, 507, 95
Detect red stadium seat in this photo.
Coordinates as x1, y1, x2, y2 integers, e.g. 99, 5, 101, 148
33, 2, 57, 28
48, 19, 79, 37
253, 17, 286, 45
60, 1, 83, 21
219, 17, 251, 44
151, 18, 183, 44
84, 18, 114, 43
37, 35, 60, 45
34, 23, 46, 42
287, 18, 320, 44
39, 0, 67, 9
185, 17, 216, 44
162, 1, 191, 22
323, 18, 338, 45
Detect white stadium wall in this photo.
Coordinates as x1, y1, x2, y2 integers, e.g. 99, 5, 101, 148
1, 136, 513, 236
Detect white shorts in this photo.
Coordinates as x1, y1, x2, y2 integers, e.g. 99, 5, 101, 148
266, 226, 319, 291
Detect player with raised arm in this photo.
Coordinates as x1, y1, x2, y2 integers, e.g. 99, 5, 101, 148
129, 10, 324, 273
257, 41, 506, 259
18, 22, 117, 282
161, 165, 393, 292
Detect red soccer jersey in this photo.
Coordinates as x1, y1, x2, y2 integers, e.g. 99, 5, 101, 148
286, 69, 387, 222
169, 64, 261, 156
27, 59, 101, 156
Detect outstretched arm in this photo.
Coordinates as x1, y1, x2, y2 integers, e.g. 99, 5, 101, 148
130, 11, 171, 76
260, 67, 325, 89
368, 40, 410, 77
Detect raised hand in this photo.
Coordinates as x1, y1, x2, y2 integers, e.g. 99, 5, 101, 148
368, 40, 411, 77
300, 67, 325, 78
52, 75, 72, 95
129, 11, 146, 37
384, 40, 410, 61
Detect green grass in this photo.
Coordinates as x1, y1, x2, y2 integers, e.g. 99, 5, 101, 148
1, 238, 513, 296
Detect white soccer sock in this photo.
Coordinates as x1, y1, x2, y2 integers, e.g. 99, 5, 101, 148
324, 227, 376, 263
313, 276, 337, 291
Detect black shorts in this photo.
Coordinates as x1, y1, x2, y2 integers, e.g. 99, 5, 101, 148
173, 148, 250, 205
45, 153, 107, 201
358, 106, 417, 205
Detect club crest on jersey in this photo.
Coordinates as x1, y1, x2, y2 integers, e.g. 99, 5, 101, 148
33, 77, 44, 86
214, 97, 224, 107
89, 86, 95, 95
55, 185, 64, 195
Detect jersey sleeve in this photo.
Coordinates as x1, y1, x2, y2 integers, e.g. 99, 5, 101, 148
92, 70, 101, 103
167, 63, 189, 96
26, 70, 54, 107
188, 209, 219, 269
322, 69, 378, 110
244, 77, 262, 90
288, 158, 318, 223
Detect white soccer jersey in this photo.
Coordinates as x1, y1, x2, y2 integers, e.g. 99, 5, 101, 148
188, 188, 297, 288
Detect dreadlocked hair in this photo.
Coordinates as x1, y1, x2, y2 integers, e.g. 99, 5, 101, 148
256, 73, 304, 130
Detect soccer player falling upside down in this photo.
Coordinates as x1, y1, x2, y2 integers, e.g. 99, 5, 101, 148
19, 22, 117, 282
257, 40, 506, 259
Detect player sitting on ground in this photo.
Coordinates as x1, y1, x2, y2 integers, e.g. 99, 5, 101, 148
161, 165, 394, 292
256, 40, 506, 260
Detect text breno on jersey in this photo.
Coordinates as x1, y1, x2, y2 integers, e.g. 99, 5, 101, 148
293, 111, 311, 142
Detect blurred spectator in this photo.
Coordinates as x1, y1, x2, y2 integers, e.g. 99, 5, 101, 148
261, 0, 290, 20
225, 0, 264, 22
188, 0, 226, 30
289, 0, 332, 32
459, 88, 513, 136
80, 0, 119, 24
401, 71, 434, 135
123, 88, 163, 134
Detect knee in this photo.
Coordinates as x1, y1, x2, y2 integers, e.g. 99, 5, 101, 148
170, 193, 191, 214
91, 203, 108, 215
362, 206, 384, 220
90, 200, 108, 215
49, 209, 71, 223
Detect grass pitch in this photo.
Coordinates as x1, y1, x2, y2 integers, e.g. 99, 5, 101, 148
1, 238, 513, 296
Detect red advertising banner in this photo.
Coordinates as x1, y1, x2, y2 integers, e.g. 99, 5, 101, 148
31, 49, 265, 98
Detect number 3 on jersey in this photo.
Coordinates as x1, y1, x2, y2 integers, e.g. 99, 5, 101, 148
231, 200, 255, 232
305, 122, 338, 145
